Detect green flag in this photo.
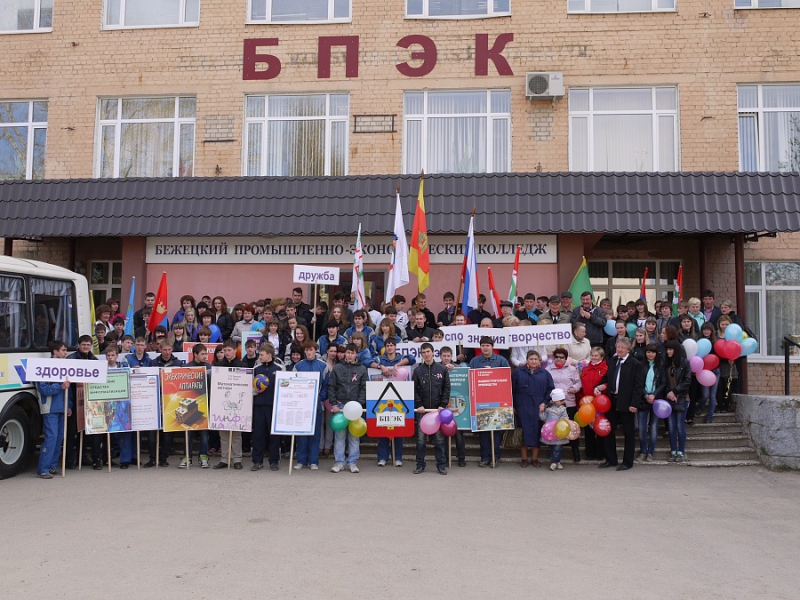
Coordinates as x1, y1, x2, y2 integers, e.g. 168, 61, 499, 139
568, 257, 594, 302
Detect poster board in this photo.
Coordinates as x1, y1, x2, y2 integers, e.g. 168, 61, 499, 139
183, 342, 222, 363
209, 366, 254, 432
447, 367, 472, 431
270, 371, 320, 436
366, 380, 415, 439
367, 367, 412, 382
160, 366, 209, 432
130, 367, 161, 431
25, 358, 109, 383
468, 367, 514, 432
241, 331, 263, 358
83, 369, 131, 435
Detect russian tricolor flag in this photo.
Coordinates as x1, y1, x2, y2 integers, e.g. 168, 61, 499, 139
461, 216, 479, 315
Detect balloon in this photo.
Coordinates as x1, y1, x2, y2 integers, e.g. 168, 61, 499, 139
419, 411, 441, 435
394, 367, 410, 381
577, 403, 596, 424
696, 369, 717, 387
208, 324, 221, 343
438, 408, 454, 425
604, 319, 617, 336
626, 323, 637, 338
741, 337, 758, 357
594, 394, 611, 413
726, 340, 742, 360
742, 332, 749, 340
593, 416, 612, 437
580, 395, 595, 406
348, 418, 367, 438
554, 418, 571, 439
682, 338, 698, 359
574, 414, 588, 428
440, 420, 458, 437
342, 401, 363, 422
567, 420, 581, 441
689, 356, 704, 374
696, 338, 712, 358
714, 339, 730, 360
653, 399, 672, 419
541, 421, 558, 442
702, 354, 720, 371
329, 412, 349, 431
724, 323, 743, 342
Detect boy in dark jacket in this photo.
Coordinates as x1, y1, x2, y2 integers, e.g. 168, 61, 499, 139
36, 341, 71, 478
412, 343, 451, 474
327, 343, 367, 473
251, 343, 282, 472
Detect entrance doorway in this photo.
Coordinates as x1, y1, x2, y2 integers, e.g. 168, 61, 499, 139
310, 270, 386, 311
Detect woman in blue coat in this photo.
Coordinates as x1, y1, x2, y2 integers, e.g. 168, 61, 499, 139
511, 349, 554, 468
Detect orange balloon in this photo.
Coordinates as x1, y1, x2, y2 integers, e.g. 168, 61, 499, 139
580, 395, 595, 406
577, 403, 596, 425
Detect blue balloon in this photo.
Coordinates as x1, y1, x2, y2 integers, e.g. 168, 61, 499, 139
724, 323, 743, 342
696, 338, 712, 358
626, 323, 637, 338
209, 324, 222, 343
604, 319, 617, 336
741, 337, 758, 356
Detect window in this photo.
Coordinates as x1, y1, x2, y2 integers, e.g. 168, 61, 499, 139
249, 0, 350, 22
31, 278, 78, 349
738, 85, 800, 172
104, 0, 199, 29
89, 262, 122, 311
568, 0, 675, 12
97, 97, 195, 178
0, 101, 47, 180
406, 0, 510, 18
589, 260, 680, 307
745, 262, 800, 358
0, 0, 52, 33
404, 90, 510, 174
244, 94, 349, 177
735, 1, 800, 8
570, 87, 679, 172
0, 276, 28, 350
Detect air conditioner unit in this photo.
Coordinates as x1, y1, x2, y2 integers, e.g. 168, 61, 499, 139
525, 72, 565, 98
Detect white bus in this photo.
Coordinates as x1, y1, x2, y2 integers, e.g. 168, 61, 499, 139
0, 256, 92, 479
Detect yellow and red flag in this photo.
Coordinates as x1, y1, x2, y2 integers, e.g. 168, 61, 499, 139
408, 174, 430, 292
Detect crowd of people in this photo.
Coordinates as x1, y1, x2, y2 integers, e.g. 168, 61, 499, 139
33, 285, 752, 479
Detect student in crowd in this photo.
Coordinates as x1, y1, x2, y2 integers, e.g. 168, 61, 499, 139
35, 340, 71, 479
412, 342, 450, 475
64, 335, 97, 469
512, 350, 554, 468
212, 296, 234, 340
133, 292, 156, 331
251, 342, 282, 472
716, 316, 738, 414
169, 322, 187, 353
127, 336, 152, 367
643, 317, 659, 345
572, 291, 607, 347
469, 336, 510, 468
349, 332, 374, 367
319, 320, 347, 357
437, 291, 457, 327
184, 343, 211, 468
214, 340, 246, 469
439, 346, 467, 467
467, 294, 492, 327
106, 297, 124, 323
413, 294, 437, 329
145, 340, 184, 468
656, 303, 674, 334
119, 334, 134, 354
663, 341, 692, 463
344, 309, 374, 340
515, 293, 540, 324
293, 341, 330, 471
408, 310, 435, 342
606, 320, 628, 359
637, 344, 664, 464
698, 322, 720, 423
370, 318, 402, 356
327, 343, 368, 473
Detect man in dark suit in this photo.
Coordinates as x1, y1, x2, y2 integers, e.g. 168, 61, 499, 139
600, 337, 644, 471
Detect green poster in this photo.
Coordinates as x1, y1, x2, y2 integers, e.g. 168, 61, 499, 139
447, 367, 471, 431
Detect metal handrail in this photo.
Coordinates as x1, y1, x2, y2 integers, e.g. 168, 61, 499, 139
784, 336, 800, 395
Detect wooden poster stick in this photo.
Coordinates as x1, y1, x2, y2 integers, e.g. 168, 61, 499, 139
185, 431, 190, 470
107, 432, 111, 473
61, 387, 69, 478
227, 433, 233, 469
136, 432, 140, 470
448, 436, 452, 470
156, 433, 160, 469
288, 435, 295, 475
78, 432, 83, 470
491, 430, 496, 468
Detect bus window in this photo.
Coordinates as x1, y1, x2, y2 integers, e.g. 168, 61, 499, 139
0, 275, 28, 350
30, 278, 78, 349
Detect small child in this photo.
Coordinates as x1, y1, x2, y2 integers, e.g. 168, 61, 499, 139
540, 388, 569, 471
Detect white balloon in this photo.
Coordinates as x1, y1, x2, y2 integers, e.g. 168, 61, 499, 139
682, 338, 698, 359
343, 400, 363, 422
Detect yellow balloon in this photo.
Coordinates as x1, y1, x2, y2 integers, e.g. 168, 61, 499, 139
742, 332, 749, 339
554, 418, 571, 439
348, 418, 367, 438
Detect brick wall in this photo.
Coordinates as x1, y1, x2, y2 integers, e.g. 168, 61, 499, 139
8, 239, 72, 268
748, 363, 800, 396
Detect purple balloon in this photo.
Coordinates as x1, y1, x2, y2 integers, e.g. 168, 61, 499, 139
440, 420, 458, 437
689, 355, 704, 374
419, 411, 441, 435
653, 399, 672, 419
439, 408, 454, 425
696, 369, 718, 387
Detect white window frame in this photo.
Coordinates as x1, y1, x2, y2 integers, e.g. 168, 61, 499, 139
569, 86, 680, 172
243, 93, 350, 177
89, 261, 122, 310
568, 0, 676, 13
738, 84, 800, 172
95, 96, 196, 178
588, 259, 681, 308
735, 0, 800, 9
745, 262, 800, 363
102, 0, 200, 30
0, 0, 53, 34
247, 0, 352, 24
0, 100, 48, 180
402, 89, 512, 174
405, 0, 511, 19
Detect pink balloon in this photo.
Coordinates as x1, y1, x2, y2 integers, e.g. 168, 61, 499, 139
696, 369, 717, 387
440, 420, 458, 437
541, 421, 557, 442
394, 367, 410, 381
419, 411, 441, 435
689, 356, 704, 374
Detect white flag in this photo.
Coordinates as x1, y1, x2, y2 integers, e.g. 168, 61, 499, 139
352, 224, 366, 311
386, 192, 410, 301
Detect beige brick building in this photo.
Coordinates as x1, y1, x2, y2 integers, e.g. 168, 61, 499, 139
2, 0, 800, 392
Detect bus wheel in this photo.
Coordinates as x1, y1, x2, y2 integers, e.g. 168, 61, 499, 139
0, 406, 32, 479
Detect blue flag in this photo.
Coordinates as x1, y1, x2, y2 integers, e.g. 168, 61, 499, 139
124, 276, 135, 336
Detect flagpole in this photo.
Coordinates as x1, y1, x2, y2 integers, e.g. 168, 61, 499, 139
455, 208, 475, 316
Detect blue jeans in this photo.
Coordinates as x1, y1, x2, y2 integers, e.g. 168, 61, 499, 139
549, 444, 562, 464
187, 430, 209, 459
296, 411, 323, 466
668, 407, 687, 453
38, 413, 64, 474
637, 410, 659, 455
334, 428, 360, 466
698, 368, 720, 420
377, 437, 404, 462
415, 416, 445, 469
